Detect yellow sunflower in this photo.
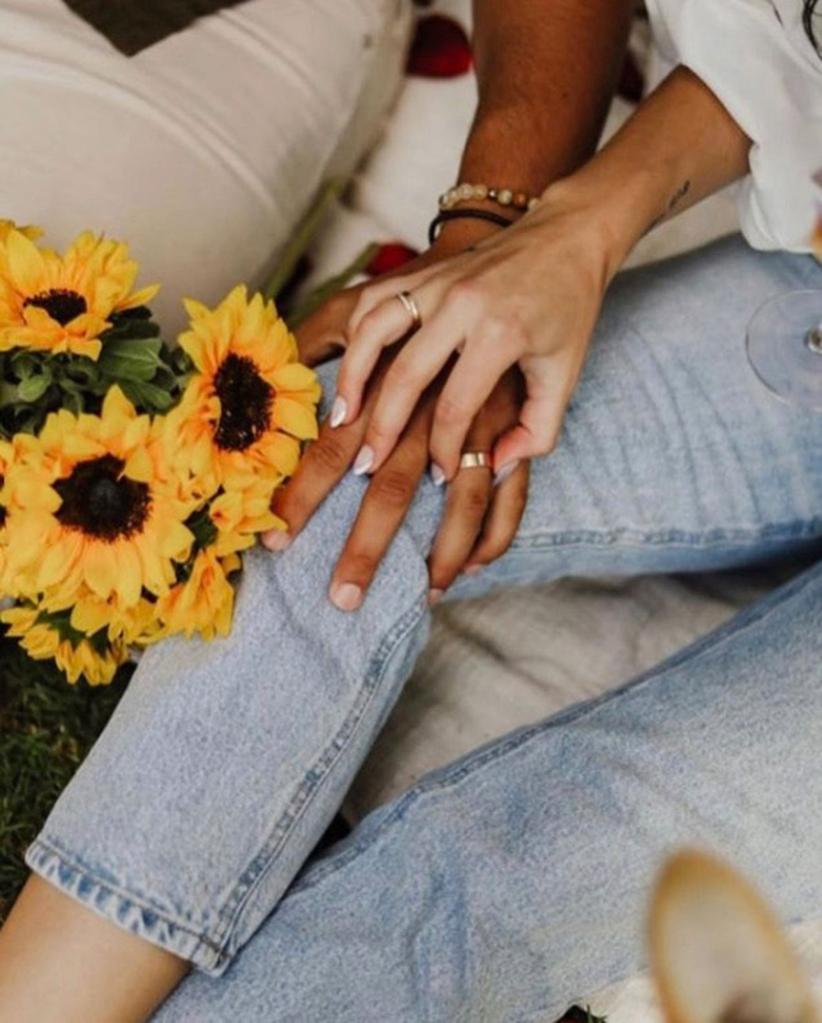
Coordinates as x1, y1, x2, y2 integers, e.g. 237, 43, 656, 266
0, 219, 42, 243
168, 285, 320, 496
0, 432, 42, 598
1, 604, 128, 685
0, 439, 12, 592
0, 228, 158, 360
153, 547, 242, 642
3, 386, 195, 611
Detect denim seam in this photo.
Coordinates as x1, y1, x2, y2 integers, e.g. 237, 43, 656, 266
209, 593, 429, 966
27, 596, 428, 974
510, 516, 822, 551
289, 561, 821, 898
25, 836, 223, 962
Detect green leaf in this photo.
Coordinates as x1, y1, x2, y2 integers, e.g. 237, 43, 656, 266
98, 338, 163, 383
16, 375, 50, 403
119, 378, 175, 413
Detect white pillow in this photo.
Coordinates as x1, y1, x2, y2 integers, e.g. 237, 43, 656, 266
0, 0, 411, 333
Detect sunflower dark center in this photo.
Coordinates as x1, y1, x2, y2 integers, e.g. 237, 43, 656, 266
213, 353, 273, 451
24, 288, 88, 326
0, 477, 6, 529
55, 455, 151, 541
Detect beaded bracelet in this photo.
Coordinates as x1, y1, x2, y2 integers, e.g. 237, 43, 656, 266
428, 208, 516, 245
439, 182, 540, 213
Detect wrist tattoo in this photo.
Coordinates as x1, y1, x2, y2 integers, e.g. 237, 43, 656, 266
646, 179, 692, 235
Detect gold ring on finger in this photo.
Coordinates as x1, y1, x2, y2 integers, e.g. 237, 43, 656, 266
459, 451, 491, 470
395, 290, 422, 330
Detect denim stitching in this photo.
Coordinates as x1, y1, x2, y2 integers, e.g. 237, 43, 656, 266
27, 595, 428, 974
289, 560, 822, 898
210, 593, 429, 965
511, 517, 822, 551
26, 836, 223, 963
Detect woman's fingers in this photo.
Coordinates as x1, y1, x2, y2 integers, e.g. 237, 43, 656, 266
328, 397, 434, 611
428, 337, 516, 480
355, 304, 467, 474
464, 459, 530, 571
347, 262, 445, 335
427, 456, 493, 602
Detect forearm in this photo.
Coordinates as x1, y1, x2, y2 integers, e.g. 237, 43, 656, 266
545, 66, 752, 278
436, 0, 634, 250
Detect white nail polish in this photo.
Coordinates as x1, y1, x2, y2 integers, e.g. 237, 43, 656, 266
353, 445, 375, 476
329, 396, 347, 429
494, 459, 520, 486
430, 463, 446, 487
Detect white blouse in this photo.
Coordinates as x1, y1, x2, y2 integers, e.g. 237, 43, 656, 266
646, 0, 822, 253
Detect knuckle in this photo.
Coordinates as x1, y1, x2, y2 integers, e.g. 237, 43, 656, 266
309, 434, 352, 474
339, 550, 375, 585
370, 467, 417, 507
435, 396, 471, 428
460, 484, 490, 518
447, 279, 484, 312
384, 359, 419, 394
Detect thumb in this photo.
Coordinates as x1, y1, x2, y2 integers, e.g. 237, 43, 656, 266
492, 392, 563, 469
296, 333, 346, 369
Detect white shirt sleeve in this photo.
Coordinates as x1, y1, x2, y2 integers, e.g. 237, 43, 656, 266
645, 0, 822, 253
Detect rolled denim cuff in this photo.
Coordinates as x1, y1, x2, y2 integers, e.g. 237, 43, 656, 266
27, 836, 225, 970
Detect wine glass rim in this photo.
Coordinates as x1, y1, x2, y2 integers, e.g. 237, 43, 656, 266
745, 287, 822, 411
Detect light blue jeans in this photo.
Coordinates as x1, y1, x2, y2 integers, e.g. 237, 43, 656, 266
27, 236, 822, 1020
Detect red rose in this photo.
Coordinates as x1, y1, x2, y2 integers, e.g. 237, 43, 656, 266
366, 243, 419, 277
407, 14, 472, 78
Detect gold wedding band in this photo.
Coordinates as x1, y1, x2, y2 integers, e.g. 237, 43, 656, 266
395, 290, 422, 330
459, 451, 491, 470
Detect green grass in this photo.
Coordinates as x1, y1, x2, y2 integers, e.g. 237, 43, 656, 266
0, 635, 130, 919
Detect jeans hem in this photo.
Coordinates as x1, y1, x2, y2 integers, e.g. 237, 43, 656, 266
25, 837, 225, 974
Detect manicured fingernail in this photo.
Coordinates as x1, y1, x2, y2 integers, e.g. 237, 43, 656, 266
430, 463, 446, 486
262, 529, 290, 552
352, 445, 374, 476
494, 459, 520, 486
463, 564, 482, 576
330, 582, 363, 611
329, 395, 347, 428
428, 588, 444, 605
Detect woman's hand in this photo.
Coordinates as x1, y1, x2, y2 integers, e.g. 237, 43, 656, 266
333, 190, 617, 481
262, 222, 530, 609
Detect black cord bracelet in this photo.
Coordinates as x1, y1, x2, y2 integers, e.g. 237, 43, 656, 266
428, 208, 516, 245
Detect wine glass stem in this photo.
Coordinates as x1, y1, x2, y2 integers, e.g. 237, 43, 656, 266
806, 322, 822, 355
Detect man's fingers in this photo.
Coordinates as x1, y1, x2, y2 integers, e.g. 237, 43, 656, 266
329, 401, 433, 611
427, 460, 493, 601
262, 415, 366, 550
465, 459, 529, 570
429, 339, 515, 481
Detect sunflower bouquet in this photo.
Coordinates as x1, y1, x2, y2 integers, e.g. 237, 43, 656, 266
0, 220, 320, 685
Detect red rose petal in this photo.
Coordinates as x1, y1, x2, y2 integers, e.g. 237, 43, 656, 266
366, 242, 419, 277
407, 14, 472, 78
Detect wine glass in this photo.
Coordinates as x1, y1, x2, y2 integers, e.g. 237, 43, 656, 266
746, 171, 822, 410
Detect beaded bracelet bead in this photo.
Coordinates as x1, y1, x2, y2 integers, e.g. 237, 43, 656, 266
439, 182, 540, 213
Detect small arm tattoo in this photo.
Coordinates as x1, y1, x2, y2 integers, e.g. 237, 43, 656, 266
646, 179, 692, 234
